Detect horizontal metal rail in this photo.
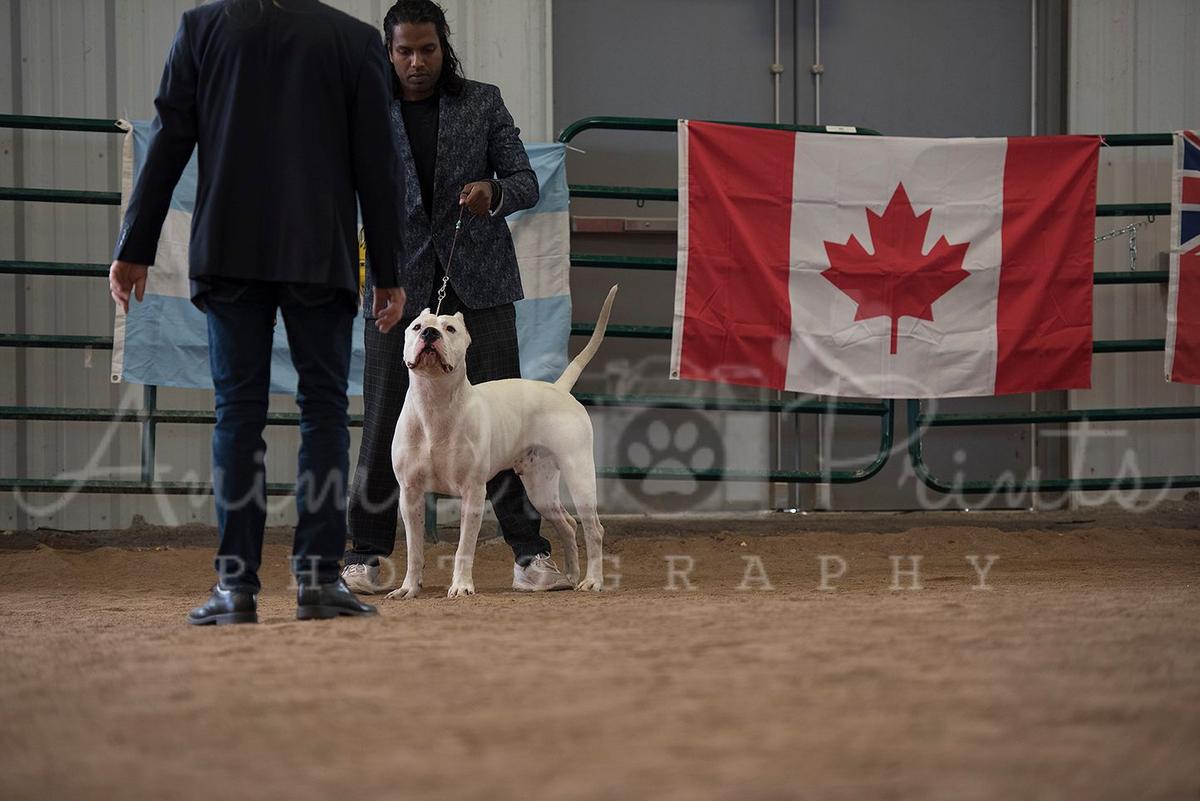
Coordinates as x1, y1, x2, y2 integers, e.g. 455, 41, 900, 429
557, 115, 885, 144
1095, 202, 1169, 217
574, 394, 888, 416
1093, 270, 1169, 285
567, 189, 1166, 218
570, 324, 670, 340
564, 326, 1168, 354
915, 406, 1200, 427
1, 396, 888, 423
0, 260, 1173, 291
0, 113, 124, 133
0, 406, 360, 426
2, 182, 1170, 221
1100, 133, 1173, 146
1093, 339, 1165, 353
0, 333, 114, 349
571, 255, 676, 271
905, 400, 1200, 493
0, 478, 299, 496
0, 187, 120, 205
6, 180, 1166, 220
568, 185, 677, 202
0, 330, 1173, 355
572, 258, 1170, 286
0, 259, 109, 277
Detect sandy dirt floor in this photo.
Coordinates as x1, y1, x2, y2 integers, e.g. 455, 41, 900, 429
1, 508, 1198, 801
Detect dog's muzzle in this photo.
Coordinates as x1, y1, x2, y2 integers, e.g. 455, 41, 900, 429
409, 328, 454, 373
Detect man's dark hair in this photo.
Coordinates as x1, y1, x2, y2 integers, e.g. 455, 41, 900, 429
382, 0, 466, 97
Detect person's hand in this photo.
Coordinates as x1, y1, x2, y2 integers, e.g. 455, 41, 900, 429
373, 286, 408, 334
459, 180, 494, 217
109, 260, 149, 313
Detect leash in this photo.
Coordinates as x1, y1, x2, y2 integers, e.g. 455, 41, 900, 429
434, 204, 467, 316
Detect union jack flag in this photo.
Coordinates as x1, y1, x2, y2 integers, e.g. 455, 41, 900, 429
1166, 131, 1200, 384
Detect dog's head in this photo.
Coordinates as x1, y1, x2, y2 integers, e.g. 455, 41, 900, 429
403, 309, 471, 376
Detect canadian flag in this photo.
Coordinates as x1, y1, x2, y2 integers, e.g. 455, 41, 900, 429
670, 121, 1100, 398
1166, 130, 1200, 384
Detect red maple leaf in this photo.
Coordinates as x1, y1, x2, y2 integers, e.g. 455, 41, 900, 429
822, 183, 971, 354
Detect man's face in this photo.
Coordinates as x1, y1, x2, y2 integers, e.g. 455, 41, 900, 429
388, 22, 444, 101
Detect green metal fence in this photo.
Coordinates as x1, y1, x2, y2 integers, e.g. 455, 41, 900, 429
901, 130, 1199, 495
2, 112, 1197, 518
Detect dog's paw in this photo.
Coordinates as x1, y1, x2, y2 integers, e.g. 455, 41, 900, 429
386, 583, 421, 600
446, 580, 476, 598
575, 577, 604, 592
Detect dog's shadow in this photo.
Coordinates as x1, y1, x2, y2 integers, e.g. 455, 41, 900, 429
378, 584, 581, 601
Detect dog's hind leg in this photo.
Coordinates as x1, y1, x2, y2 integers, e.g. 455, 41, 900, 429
557, 452, 604, 592
518, 453, 580, 584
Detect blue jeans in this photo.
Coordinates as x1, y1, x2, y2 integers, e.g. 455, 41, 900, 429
203, 280, 356, 591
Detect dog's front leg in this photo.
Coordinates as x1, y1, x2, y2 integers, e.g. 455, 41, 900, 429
387, 483, 426, 600
447, 485, 486, 598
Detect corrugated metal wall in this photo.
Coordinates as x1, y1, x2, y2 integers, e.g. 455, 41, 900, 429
555, 0, 1048, 512
1068, 0, 1200, 503
0, 0, 550, 531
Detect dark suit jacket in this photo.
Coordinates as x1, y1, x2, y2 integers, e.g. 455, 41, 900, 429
363, 80, 538, 319
114, 0, 403, 299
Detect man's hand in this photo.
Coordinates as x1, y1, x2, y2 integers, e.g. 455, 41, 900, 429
109, 260, 149, 313
459, 180, 495, 217
373, 286, 408, 334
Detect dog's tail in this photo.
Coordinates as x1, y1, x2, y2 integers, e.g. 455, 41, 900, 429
554, 284, 618, 393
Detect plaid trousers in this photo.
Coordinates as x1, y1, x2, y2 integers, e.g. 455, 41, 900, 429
345, 280, 551, 565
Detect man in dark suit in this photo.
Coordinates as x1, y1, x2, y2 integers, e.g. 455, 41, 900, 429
108, 0, 408, 624
343, 0, 572, 594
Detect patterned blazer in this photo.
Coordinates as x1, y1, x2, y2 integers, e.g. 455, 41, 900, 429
364, 79, 539, 319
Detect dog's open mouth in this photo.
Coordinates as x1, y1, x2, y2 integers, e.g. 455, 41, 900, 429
408, 344, 454, 373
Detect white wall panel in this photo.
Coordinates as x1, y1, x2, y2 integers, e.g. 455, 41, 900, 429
442, 0, 553, 141
1068, 0, 1200, 503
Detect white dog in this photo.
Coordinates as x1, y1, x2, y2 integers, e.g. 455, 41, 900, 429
387, 285, 619, 599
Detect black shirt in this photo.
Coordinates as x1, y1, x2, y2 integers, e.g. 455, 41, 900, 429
400, 93, 439, 218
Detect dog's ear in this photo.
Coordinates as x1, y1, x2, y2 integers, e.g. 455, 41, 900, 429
419, 308, 432, 318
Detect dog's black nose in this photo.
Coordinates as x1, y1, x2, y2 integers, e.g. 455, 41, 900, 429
420, 327, 441, 342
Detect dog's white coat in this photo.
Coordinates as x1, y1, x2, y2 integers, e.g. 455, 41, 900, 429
388, 286, 619, 599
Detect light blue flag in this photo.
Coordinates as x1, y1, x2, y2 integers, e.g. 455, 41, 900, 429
111, 122, 571, 393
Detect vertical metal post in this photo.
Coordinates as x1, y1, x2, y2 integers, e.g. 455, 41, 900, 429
11, 0, 30, 531
813, 0, 822, 126
772, 0, 782, 124
140, 384, 157, 485
1028, 0, 1039, 510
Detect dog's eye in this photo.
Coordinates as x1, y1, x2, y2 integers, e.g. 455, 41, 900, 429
446, 325, 456, 333
411, 323, 421, 331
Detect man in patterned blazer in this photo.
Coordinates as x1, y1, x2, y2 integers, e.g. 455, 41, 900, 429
343, 0, 572, 593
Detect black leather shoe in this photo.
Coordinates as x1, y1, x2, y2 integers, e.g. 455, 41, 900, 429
296, 578, 378, 620
187, 585, 258, 625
